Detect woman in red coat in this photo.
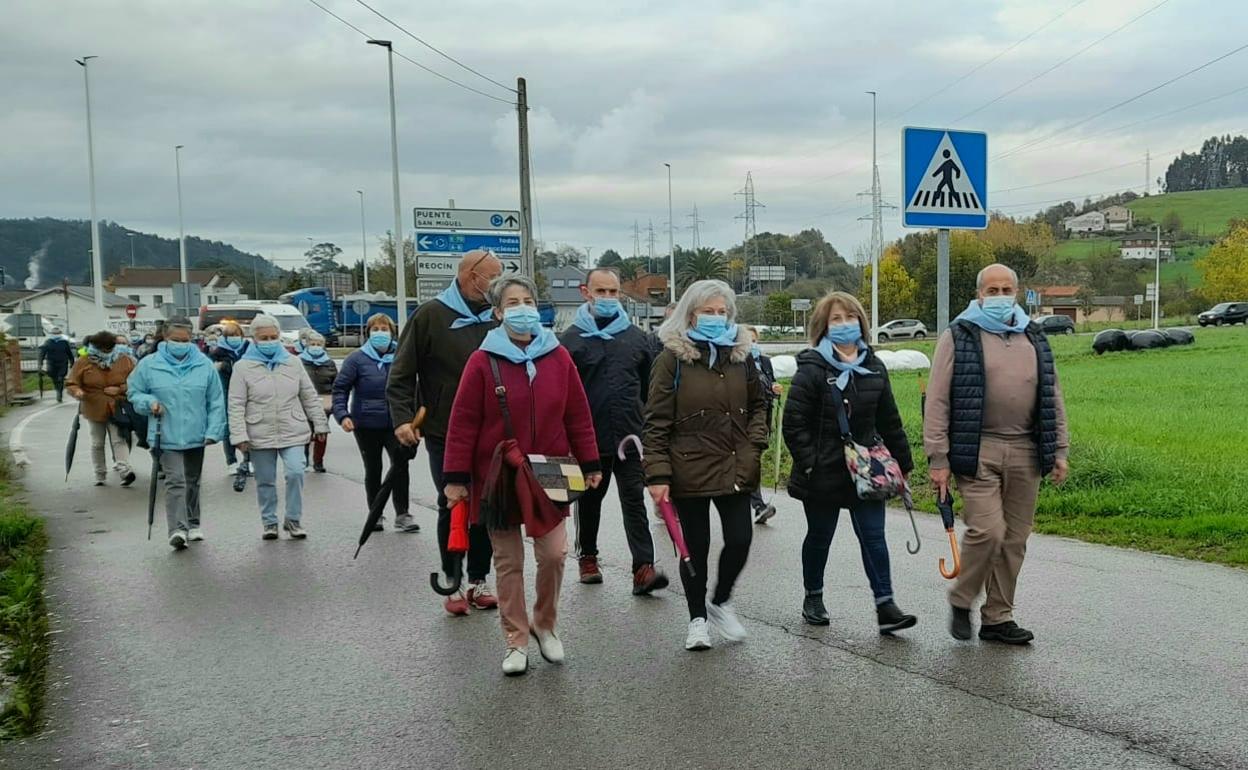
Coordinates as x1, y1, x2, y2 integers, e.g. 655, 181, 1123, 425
443, 275, 602, 677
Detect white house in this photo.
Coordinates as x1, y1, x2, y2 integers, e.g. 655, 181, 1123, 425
1119, 235, 1173, 262
1102, 205, 1133, 232
0, 285, 142, 338
1062, 211, 1106, 234
542, 266, 587, 331
107, 268, 247, 321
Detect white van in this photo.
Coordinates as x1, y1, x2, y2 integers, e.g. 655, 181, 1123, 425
198, 302, 311, 346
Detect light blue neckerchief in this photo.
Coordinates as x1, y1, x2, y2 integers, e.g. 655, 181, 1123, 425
87, 345, 121, 369
955, 299, 1030, 336
686, 322, 739, 367
571, 302, 632, 340
479, 326, 560, 383
299, 348, 332, 365
815, 338, 874, 390
157, 342, 200, 373
359, 340, 396, 370
242, 342, 291, 371
436, 280, 493, 329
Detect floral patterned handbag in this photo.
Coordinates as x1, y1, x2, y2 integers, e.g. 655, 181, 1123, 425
830, 382, 906, 501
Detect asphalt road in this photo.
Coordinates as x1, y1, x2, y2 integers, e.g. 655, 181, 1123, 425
1, 399, 1245, 770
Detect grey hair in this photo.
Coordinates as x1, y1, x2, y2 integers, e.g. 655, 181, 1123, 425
486, 274, 539, 308
658, 279, 737, 339
165, 315, 193, 332
305, 331, 325, 345
977, 263, 1019, 291
249, 314, 280, 334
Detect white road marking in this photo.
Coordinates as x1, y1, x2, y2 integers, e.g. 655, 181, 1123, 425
8, 402, 71, 467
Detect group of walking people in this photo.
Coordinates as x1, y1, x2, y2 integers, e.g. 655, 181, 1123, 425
60, 249, 1069, 678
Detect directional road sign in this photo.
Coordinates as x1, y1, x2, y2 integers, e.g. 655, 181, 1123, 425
413, 208, 520, 231
417, 255, 522, 277
415, 232, 521, 256
416, 277, 454, 303
902, 127, 988, 229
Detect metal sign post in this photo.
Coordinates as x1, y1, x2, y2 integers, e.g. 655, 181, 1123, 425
937, 229, 950, 332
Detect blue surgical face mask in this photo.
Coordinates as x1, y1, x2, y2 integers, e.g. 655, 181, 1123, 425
255, 340, 282, 356
223, 336, 243, 350
164, 340, 192, 358
826, 322, 862, 345
116, 345, 132, 356
369, 330, 392, 350
592, 297, 621, 318
306, 345, 325, 357
502, 305, 542, 335
750, 343, 761, 359
695, 314, 728, 337
207, 338, 219, 350
981, 295, 1017, 323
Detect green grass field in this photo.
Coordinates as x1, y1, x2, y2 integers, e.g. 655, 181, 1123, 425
763, 326, 1248, 567
1052, 237, 1118, 260
1127, 188, 1248, 237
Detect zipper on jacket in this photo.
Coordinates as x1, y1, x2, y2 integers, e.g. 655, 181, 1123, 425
674, 408, 706, 426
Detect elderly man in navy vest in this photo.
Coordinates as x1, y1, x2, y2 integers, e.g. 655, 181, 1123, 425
923, 263, 1069, 645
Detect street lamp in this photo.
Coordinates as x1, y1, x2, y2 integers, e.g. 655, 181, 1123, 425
367, 39, 408, 327
664, 162, 674, 303
175, 144, 187, 283
76, 55, 104, 312
357, 190, 369, 292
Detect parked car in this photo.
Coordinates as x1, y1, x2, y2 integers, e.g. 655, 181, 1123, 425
878, 319, 927, 341
1035, 314, 1076, 335
1197, 302, 1248, 326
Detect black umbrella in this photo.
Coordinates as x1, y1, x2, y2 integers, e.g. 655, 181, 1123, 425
353, 407, 425, 559
147, 416, 163, 541
64, 404, 82, 481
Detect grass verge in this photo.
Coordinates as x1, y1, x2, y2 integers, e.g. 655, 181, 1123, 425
0, 457, 49, 740
763, 326, 1248, 567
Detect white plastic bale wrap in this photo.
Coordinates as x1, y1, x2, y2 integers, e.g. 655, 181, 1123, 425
771, 355, 798, 379
875, 349, 931, 371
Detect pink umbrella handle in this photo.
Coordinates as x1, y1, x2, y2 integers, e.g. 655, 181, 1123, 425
618, 434, 644, 461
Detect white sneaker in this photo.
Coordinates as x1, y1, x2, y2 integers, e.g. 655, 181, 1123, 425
187, 528, 204, 542
534, 628, 564, 664
502, 647, 528, 676
168, 531, 187, 550
685, 618, 712, 651
707, 601, 748, 642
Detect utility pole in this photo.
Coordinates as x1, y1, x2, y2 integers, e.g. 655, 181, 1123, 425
517, 77, 534, 277
357, 190, 369, 292
1145, 149, 1151, 196
646, 220, 657, 273
77, 56, 104, 313
686, 204, 704, 251
175, 145, 188, 283
367, 40, 407, 325
735, 172, 764, 293
1153, 223, 1161, 329
585, 246, 593, 266
665, 163, 675, 303
127, 232, 136, 267
632, 220, 641, 259
858, 92, 897, 339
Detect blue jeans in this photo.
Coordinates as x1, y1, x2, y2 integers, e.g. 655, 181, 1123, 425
802, 498, 893, 604
251, 446, 306, 526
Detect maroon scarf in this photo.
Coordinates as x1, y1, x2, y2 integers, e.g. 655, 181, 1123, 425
480, 439, 566, 538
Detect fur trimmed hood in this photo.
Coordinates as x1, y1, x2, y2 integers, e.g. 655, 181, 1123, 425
659, 324, 753, 364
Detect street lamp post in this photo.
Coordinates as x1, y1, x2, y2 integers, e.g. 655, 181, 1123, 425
665, 163, 674, 303
367, 39, 408, 328
76, 56, 104, 312
175, 145, 187, 283
357, 190, 369, 292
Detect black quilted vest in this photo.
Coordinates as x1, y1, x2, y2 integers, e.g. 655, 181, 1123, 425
947, 320, 1058, 478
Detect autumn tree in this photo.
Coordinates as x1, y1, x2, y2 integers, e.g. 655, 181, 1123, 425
859, 250, 919, 322
1198, 222, 1248, 301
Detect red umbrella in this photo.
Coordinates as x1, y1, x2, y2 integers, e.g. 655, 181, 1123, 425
430, 500, 469, 595
619, 435, 694, 576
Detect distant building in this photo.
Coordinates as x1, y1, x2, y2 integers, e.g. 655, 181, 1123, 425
107, 268, 248, 321
541, 266, 587, 331
1032, 285, 1082, 321
1119, 235, 1173, 261
621, 272, 671, 330
1062, 211, 1106, 235
0, 285, 142, 338
1101, 205, 1134, 232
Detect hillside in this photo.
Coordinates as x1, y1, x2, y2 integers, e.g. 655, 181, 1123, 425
0, 218, 281, 291
1126, 188, 1248, 237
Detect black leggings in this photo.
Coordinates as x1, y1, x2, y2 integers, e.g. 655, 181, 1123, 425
673, 493, 753, 620
352, 428, 410, 516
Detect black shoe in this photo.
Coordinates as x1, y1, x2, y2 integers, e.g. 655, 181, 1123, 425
313, 463, 326, 473
372, 516, 385, 532
876, 600, 917, 635
950, 605, 973, 640
978, 621, 1034, 645
232, 472, 247, 493
121, 471, 137, 487
802, 594, 830, 625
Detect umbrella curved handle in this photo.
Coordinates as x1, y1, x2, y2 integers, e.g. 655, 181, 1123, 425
939, 528, 961, 579
617, 434, 643, 461
904, 500, 921, 555
429, 559, 463, 596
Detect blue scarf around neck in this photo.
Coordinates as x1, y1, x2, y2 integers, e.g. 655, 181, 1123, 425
299, 348, 332, 365
571, 302, 632, 340
436, 280, 493, 329
242, 341, 291, 371
359, 340, 395, 370
686, 323, 739, 367
157, 342, 200, 373
479, 325, 559, 383
815, 337, 875, 390
955, 299, 1030, 335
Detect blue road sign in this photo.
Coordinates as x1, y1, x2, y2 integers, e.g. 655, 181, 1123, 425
415, 232, 522, 255
1026, 289, 1039, 306
902, 127, 988, 229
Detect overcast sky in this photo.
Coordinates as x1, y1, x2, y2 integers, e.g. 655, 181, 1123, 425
3, 0, 1246, 272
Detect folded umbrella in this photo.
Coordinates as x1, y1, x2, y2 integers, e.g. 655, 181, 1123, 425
901, 482, 921, 555
429, 500, 469, 595
64, 404, 82, 481
938, 489, 961, 579
354, 406, 426, 559
656, 498, 695, 576
770, 392, 785, 502
146, 416, 163, 540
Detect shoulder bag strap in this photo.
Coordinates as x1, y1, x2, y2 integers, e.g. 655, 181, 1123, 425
828, 379, 853, 440
487, 355, 516, 441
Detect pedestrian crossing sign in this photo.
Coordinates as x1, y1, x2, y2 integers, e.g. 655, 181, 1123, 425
902, 127, 988, 229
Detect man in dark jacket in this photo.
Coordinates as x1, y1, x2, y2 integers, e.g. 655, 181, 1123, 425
745, 326, 783, 524
924, 264, 1070, 646
387, 249, 502, 616
560, 268, 668, 594
39, 327, 76, 402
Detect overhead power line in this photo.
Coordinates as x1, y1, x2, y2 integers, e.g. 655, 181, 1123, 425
352, 0, 516, 95
304, 0, 515, 105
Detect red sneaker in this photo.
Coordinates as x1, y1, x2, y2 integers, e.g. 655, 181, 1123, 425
466, 581, 498, 610
632, 564, 670, 596
578, 555, 603, 584
443, 590, 470, 616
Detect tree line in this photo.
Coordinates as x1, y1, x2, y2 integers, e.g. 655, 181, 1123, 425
1164, 135, 1248, 193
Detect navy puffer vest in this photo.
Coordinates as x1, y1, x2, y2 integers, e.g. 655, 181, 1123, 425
948, 320, 1057, 478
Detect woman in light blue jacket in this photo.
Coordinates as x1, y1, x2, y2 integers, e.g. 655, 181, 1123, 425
127, 316, 226, 550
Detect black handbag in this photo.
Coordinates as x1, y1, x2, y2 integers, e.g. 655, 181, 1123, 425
110, 399, 150, 450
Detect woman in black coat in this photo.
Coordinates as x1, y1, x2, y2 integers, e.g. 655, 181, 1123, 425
781, 291, 916, 634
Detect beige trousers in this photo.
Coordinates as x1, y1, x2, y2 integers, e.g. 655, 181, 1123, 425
948, 436, 1041, 625
89, 419, 131, 480
489, 520, 568, 649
